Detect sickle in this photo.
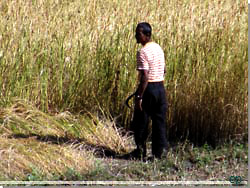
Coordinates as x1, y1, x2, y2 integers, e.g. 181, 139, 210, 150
125, 92, 136, 108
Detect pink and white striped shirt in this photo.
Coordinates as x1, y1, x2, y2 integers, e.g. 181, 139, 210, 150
136, 42, 165, 82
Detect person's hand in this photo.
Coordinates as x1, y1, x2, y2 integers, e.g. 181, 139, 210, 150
135, 99, 143, 111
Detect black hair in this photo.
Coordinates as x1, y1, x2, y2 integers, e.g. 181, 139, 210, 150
136, 22, 152, 37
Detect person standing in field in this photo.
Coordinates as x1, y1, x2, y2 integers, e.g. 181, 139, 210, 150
126, 22, 168, 160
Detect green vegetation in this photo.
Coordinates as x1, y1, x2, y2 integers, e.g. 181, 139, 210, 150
84, 141, 247, 181
0, 0, 247, 181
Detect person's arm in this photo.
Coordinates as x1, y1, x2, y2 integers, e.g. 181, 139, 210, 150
135, 69, 148, 111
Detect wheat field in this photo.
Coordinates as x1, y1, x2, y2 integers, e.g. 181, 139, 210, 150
0, 0, 247, 156
0, 0, 247, 181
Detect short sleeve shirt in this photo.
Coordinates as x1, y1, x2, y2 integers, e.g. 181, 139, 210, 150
137, 42, 165, 82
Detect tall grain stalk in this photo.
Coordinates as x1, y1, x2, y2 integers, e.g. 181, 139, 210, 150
0, 0, 247, 144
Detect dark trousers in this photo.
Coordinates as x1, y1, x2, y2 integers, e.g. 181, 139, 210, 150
131, 82, 167, 157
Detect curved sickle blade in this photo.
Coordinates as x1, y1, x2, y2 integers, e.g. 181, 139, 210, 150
125, 92, 136, 108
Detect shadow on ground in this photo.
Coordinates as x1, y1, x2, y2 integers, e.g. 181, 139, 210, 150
9, 133, 123, 158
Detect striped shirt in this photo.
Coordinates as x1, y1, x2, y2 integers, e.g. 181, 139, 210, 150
137, 42, 165, 82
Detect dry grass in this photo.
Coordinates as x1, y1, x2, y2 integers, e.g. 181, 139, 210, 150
0, 135, 94, 180
0, 99, 132, 154
0, 101, 247, 181
0, 99, 133, 180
